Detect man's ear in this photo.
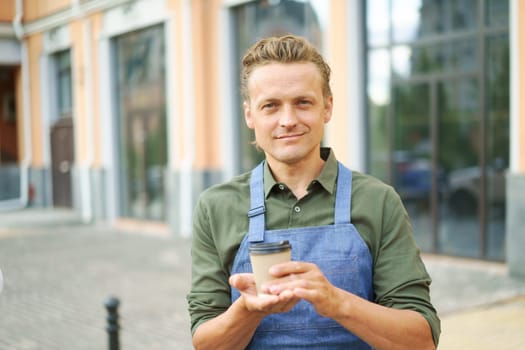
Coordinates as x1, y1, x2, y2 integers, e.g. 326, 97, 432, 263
244, 101, 254, 129
323, 96, 333, 123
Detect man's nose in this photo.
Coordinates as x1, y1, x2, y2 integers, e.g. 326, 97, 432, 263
279, 105, 298, 127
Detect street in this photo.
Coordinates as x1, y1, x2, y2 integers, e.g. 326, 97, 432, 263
1, 213, 525, 349
0, 224, 193, 350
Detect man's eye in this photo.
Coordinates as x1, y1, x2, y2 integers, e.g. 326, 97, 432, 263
298, 100, 311, 106
262, 103, 276, 109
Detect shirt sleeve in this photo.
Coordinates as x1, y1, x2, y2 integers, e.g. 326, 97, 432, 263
186, 194, 232, 336
373, 187, 441, 346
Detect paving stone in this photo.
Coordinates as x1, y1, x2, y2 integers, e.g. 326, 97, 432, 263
1, 210, 525, 349
0, 225, 193, 350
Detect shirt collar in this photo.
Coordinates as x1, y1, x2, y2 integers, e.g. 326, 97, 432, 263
263, 147, 338, 198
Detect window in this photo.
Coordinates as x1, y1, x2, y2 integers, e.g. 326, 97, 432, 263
54, 50, 73, 119
365, 0, 509, 260
113, 25, 167, 221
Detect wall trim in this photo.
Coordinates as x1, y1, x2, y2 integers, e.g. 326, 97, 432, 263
21, 0, 130, 36
100, 0, 168, 39
510, 0, 520, 173
219, 5, 235, 181
178, 0, 195, 237
346, 0, 366, 172
0, 23, 17, 38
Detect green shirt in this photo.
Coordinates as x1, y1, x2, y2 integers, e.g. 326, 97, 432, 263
187, 148, 440, 345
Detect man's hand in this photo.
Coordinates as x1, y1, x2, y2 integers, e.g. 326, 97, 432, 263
260, 261, 339, 318
229, 273, 299, 314
258, 261, 435, 350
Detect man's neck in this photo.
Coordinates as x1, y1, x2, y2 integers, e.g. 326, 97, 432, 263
267, 156, 326, 199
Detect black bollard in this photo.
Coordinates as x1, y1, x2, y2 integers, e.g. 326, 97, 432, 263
105, 296, 120, 350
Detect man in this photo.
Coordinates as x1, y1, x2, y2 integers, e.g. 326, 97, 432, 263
187, 35, 440, 349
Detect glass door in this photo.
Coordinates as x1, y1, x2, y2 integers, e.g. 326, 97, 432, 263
392, 75, 501, 259
391, 82, 433, 251
51, 50, 74, 208
366, 0, 509, 260
437, 78, 482, 257
114, 25, 167, 221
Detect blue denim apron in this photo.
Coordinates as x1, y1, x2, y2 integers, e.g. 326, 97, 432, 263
231, 162, 374, 349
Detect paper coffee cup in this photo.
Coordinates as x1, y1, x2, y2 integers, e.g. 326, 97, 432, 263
249, 240, 292, 296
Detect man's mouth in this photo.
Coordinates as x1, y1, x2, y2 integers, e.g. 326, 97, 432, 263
275, 132, 304, 139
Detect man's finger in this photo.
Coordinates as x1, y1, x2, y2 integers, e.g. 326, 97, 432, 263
229, 273, 254, 290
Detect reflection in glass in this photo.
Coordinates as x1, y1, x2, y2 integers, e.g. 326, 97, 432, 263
486, 0, 509, 27
367, 49, 391, 182
392, 83, 432, 251
485, 34, 509, 260
392, 45, 412, 78
392, 0, 421, 43
366, 0, 509, 260
392, 0, 478, 42
54, 50, 73, 118
417, 0, 478, 38
368, 49, 391, 105
438, 79, 480, 257
114, 25, 167, 221
232, 0, 324, 173
411, 39, 477, 75
367, 0, 390, 46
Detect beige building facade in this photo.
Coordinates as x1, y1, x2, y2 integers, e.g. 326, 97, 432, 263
0, 0, 524, 277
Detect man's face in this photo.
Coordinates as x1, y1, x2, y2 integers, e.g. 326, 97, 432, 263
243, 62, 333, 167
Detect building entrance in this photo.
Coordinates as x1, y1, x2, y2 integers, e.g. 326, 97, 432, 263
366, 0, 510, 260
114, 25, 167, 221
0, 66, 20, 203
392, 75, 506, 260
50, 117, 74, 208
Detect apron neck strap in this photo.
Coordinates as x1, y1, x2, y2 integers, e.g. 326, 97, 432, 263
248, 161, 354, 242
334, 162, 353, 225
248, 162, 265, 242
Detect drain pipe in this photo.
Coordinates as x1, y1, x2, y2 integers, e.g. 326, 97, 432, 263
12, 0, 32, 210
179, 0, 195, 237
80, 14, 94, 223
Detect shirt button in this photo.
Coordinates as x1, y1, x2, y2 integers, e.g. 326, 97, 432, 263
278, 184, 285, 190
294, 206, 301, 213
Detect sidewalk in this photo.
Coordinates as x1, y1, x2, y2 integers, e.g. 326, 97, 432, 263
0, 209, 524, 349
438, 295, 525, 349
0, 209, 193, 350
424, 255, 525, 349
0, 208, 84, 231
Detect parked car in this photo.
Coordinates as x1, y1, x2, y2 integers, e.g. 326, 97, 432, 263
393, 151, 446, 203
446, 161, 506, 216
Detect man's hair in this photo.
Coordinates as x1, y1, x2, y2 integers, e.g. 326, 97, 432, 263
240, 35, 332, 102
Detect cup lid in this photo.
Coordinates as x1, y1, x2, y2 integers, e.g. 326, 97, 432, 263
249, 240, 291, 254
